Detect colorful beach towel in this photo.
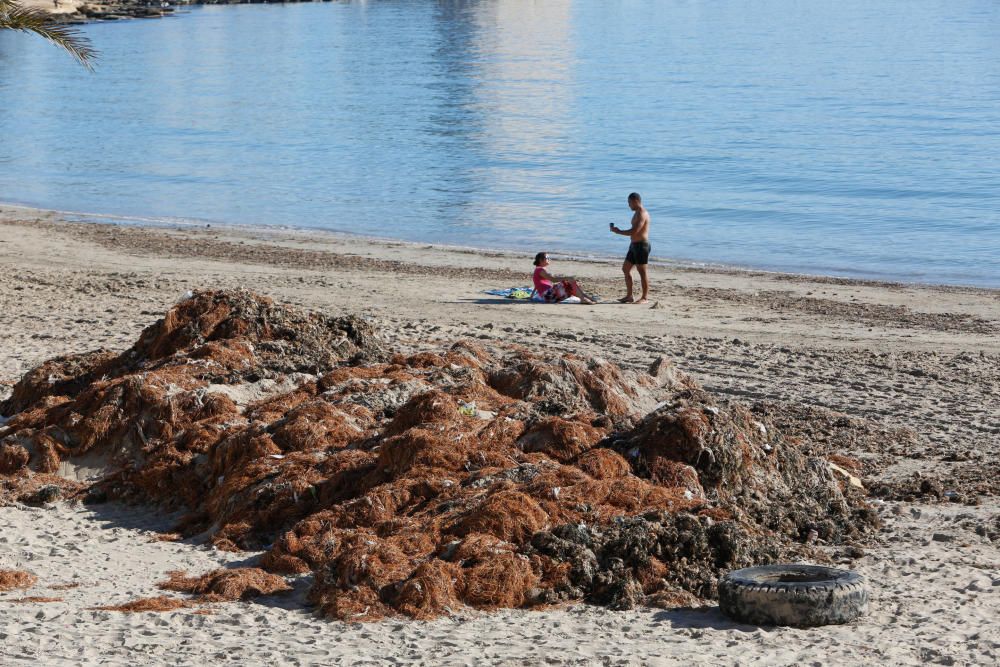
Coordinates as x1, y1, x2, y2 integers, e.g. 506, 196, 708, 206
484, 287, 534, 300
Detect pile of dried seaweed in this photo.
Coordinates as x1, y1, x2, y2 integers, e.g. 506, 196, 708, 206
0, 290, 877, 620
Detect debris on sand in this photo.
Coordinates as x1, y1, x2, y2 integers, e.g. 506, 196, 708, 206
0, 290, 879, 620
159, 568, 292, 602
0, 569, 37, 592
91, 596, 192, 613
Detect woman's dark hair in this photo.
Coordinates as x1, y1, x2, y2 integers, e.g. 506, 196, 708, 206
533, 252, 548, 266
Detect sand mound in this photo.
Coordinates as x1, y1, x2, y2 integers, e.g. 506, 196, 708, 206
0, 290, 877, 620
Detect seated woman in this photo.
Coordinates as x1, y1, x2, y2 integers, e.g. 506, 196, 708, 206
532, 252, 596, 304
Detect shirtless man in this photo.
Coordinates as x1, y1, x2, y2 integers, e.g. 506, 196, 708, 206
609, 192, 651, 304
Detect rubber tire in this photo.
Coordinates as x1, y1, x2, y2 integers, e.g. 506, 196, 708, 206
718, 564, 869, 627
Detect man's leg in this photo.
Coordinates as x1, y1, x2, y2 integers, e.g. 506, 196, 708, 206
634, 264, 649, 304
619, 261, 634, 302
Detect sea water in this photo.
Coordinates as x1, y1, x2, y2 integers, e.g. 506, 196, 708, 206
0, 0, 998, 286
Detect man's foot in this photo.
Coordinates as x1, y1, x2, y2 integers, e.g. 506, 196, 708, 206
617, 296, 634, 303
632, 298, 649, 305
581, 297, 596, 305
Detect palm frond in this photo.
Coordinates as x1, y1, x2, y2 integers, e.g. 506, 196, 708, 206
0, 0, 97, 69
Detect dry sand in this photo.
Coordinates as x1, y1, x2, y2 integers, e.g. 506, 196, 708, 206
0, 205, 998, 665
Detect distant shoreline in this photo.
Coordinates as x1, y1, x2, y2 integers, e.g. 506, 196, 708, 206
21, 0, 175, 24
23, 0, 332, 25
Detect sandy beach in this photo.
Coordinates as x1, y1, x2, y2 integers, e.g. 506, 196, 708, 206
1, 204, 998, 666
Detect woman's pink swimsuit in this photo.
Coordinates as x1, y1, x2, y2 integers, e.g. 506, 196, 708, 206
533, 266, 553, 295
533, 267, 571, 302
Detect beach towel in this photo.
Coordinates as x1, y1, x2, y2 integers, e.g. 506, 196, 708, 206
484, 287, 534, 300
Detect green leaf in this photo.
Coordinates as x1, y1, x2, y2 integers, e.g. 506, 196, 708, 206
0, 0, 97, 69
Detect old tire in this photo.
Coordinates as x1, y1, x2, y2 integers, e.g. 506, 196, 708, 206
719, 564, 869, 627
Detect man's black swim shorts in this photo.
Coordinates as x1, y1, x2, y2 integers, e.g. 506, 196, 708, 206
625, 241, 651, 265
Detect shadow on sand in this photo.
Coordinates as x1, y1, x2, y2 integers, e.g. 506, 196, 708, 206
651, 607, 765, 633
81, 499, 315, 612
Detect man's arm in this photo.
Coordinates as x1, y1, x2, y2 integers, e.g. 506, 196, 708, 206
611, 212, 642, 236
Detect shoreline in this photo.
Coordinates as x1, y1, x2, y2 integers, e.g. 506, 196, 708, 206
5, 202, 998, 294
24, 0, 359, 25
19, 0, 177, 23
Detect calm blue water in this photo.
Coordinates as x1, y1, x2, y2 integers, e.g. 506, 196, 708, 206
1, 0, 999, 286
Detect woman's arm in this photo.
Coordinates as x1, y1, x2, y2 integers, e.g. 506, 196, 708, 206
540, 269, 573, 283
